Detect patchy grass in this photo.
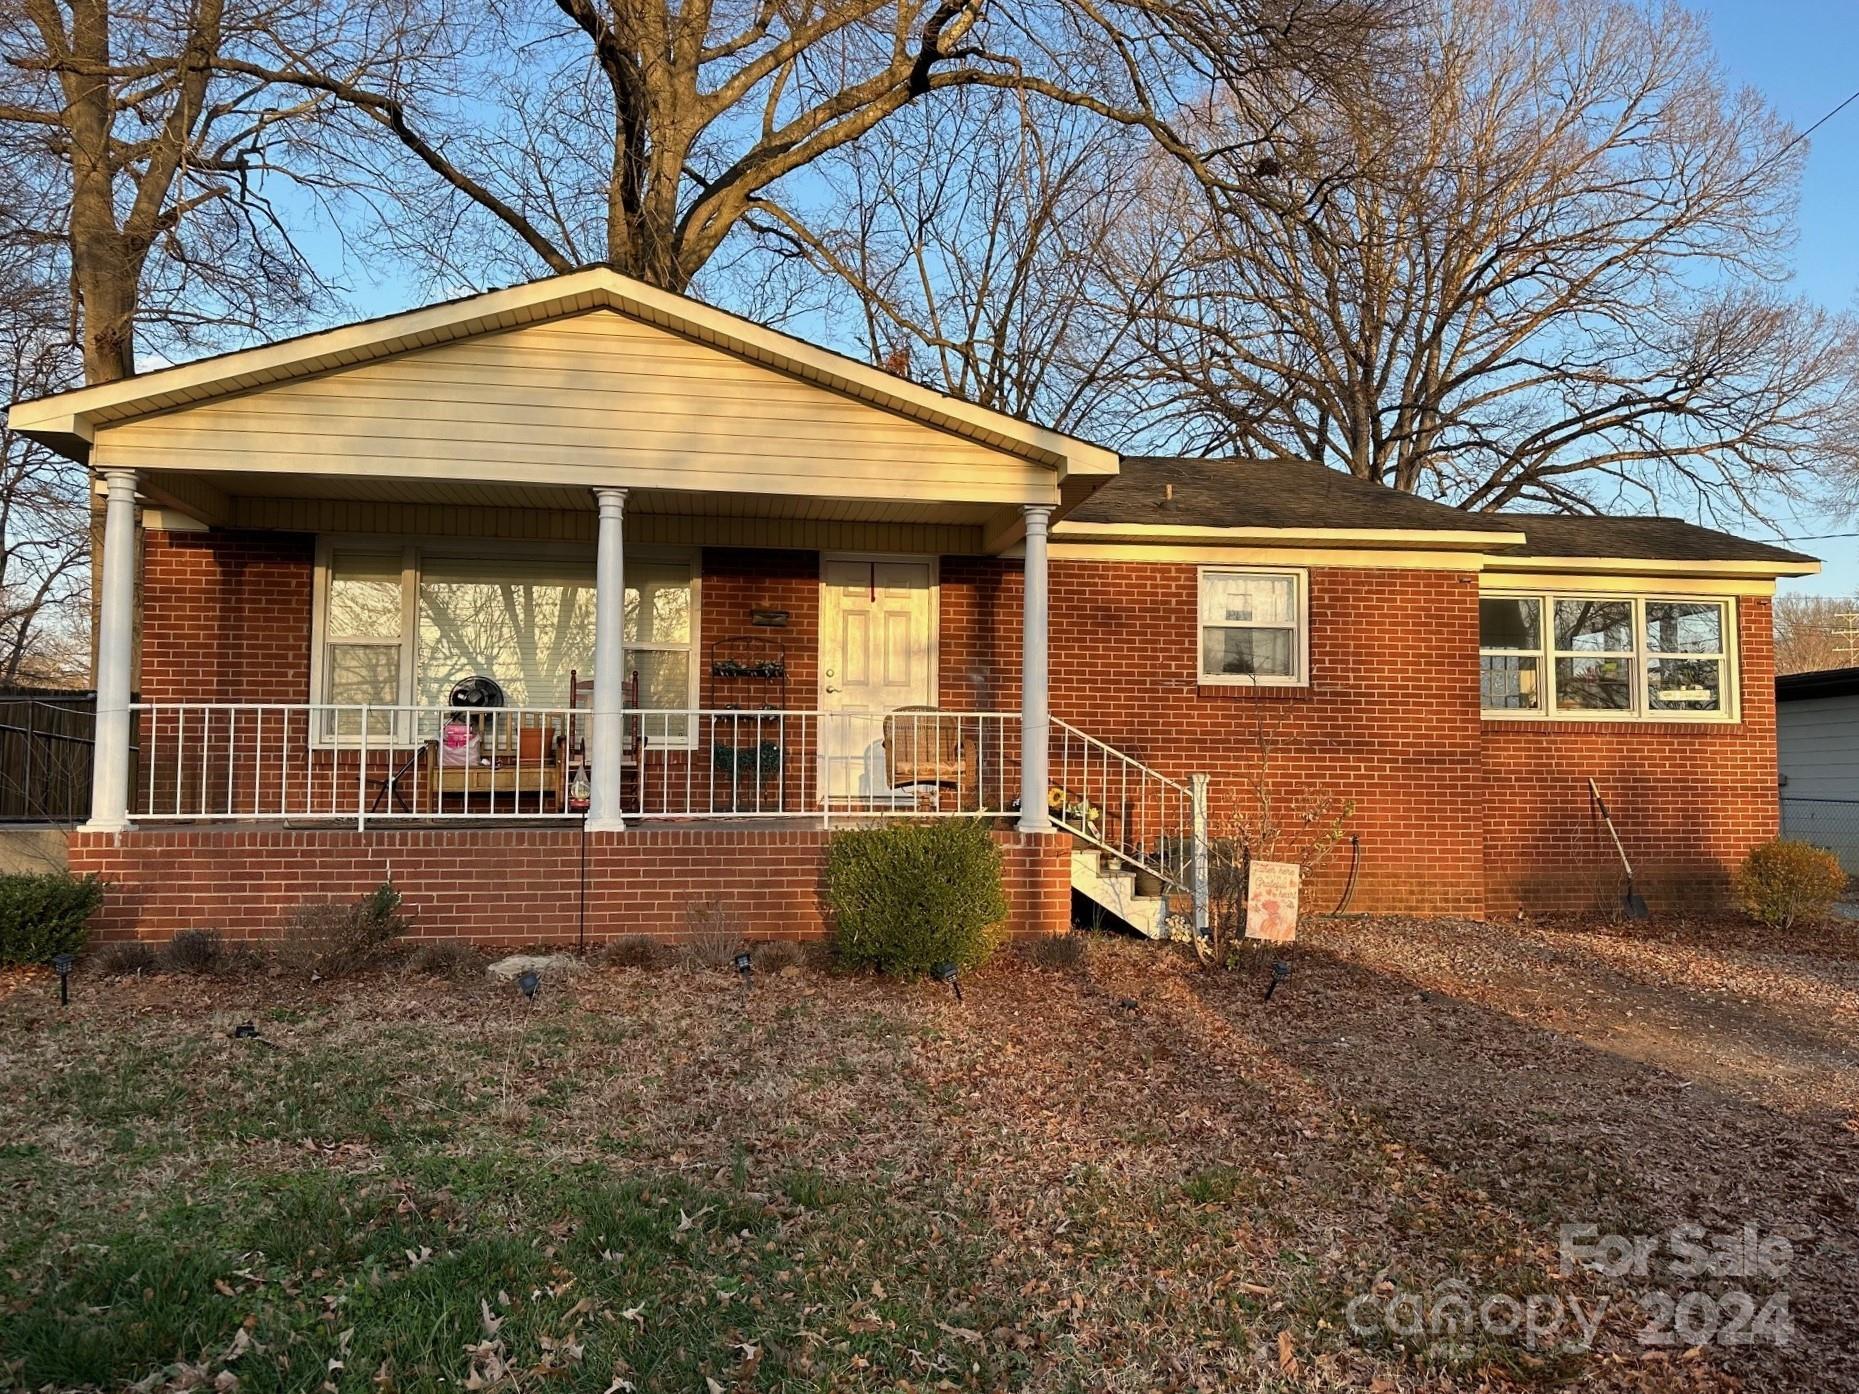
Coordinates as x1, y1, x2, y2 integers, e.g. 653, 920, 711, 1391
2, 915, 1856, 1391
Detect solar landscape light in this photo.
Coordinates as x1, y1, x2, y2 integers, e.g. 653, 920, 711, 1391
517, 969, 541, 1002
1263, 959, 1291, 1002
51, 953, 75, 1006
734, 950, 753, 980
931, 961, 963, 1003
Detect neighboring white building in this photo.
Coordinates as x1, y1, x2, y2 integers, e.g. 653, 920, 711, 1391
1777, 666, 1859, 872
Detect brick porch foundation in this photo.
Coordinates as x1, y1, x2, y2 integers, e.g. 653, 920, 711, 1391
68, 826, 1074, 946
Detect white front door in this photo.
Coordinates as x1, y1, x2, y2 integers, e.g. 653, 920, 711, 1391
819, 556, 936, 801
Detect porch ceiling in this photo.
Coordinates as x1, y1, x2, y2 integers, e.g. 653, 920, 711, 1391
131, 467, 1009, 556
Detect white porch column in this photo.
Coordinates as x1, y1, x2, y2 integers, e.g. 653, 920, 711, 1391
1018, 504, 1053, 833
589, 487, 628, 830
86, 469, 138, 832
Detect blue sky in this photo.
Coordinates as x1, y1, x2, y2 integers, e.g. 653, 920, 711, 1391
1704, 1, 1859, 599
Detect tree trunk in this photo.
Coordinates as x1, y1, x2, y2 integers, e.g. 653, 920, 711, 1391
72, 244, 140, 385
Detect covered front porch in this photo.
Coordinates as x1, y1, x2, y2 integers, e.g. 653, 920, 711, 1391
95, 478, 1074, 833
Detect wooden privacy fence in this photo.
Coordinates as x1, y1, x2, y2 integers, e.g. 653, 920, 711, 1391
0, 689, 100, 823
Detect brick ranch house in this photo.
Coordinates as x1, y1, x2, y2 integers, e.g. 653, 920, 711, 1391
10, 269, 1818, 944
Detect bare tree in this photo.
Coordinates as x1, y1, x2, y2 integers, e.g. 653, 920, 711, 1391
755, 92, 1152, 437
1119, 0, 1859, 517
1774, 595, 1859, 677
1, 0, 429, 385
0, 243, 89, 684
225, 0, 1391, 297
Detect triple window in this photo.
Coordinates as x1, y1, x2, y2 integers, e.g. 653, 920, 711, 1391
314, 543, 698, 744
1479, 593, 1732, 719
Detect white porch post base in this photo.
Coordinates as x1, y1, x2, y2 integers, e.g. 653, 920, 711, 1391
588, 486, 628, 831
1018, 504, 1053, 834
84, 469, 139, 832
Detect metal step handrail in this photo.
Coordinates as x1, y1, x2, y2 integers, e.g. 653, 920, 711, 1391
1049, 717, 1208, 931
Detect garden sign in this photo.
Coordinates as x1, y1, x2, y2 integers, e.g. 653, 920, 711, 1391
1246, 861, 1300, 942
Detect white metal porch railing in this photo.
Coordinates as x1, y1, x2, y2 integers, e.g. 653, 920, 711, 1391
1049, 717, 1205, 900
125, 703, 1027, 824
124, 700, 1213, 932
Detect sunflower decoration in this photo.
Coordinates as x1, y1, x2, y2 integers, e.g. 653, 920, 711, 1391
1048, 786, 1101, 831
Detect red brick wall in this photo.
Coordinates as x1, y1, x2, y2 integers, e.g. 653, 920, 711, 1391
68, 826, 1072, 946
139, 529, 314, 703
944, 558, 1489, 916
135, 530, 315, 816
1479, 596, 1779, 915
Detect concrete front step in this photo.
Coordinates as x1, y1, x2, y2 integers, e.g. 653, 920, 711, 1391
1069, 848, 1170, 939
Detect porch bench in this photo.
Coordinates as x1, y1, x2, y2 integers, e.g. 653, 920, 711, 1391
425, 724, 566, 810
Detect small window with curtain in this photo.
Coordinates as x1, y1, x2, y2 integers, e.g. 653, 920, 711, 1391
1198, 568, 1306, 685
625, 556, 696, 744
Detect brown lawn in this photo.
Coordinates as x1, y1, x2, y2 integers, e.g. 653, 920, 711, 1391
2, 913, 1856, 1392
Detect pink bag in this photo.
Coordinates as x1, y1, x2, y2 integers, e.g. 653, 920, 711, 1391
439, 721, 480, 767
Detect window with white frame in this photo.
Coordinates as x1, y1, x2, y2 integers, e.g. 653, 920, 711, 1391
1198, 568, 1307, 685
1478, 592, 1733, 719
314, 544, 698, 744
321, 550, 408, 740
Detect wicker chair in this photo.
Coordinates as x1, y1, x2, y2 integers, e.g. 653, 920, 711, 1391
882, 706, 979, 807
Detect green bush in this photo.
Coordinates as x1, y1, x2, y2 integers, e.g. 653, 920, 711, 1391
0, 872, 103, 965
1735, 838, 1847, 930
824, 821, 1006, 976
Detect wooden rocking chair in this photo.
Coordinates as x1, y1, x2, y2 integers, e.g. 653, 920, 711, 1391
882, 706, 979, 808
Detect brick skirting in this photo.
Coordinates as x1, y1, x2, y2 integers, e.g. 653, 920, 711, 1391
68, 825, 1075, 946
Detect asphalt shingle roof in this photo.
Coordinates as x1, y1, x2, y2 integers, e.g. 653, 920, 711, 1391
1074, 457, 1507, 534
1075, 457, 1815, 565
1491, 513, 1815, 565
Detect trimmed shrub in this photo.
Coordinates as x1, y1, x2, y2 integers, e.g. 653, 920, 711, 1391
405, 938, 483, 978
598, 934, 672, 969
0, 872, 103, 966
824, 820, 1006, 976
280, 882, 411, 977
679, 898, 741, 969
161, 928, 224, 974
1026, 932, 1087, 970
93, 939, 158, 975
1735, 839, 1847, 930
753, 939, 806, 972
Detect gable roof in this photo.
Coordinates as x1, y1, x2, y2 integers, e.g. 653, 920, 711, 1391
1488, 513, 1817, 566
1066, 456, 1524, 546
9, 268, 1118, 482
